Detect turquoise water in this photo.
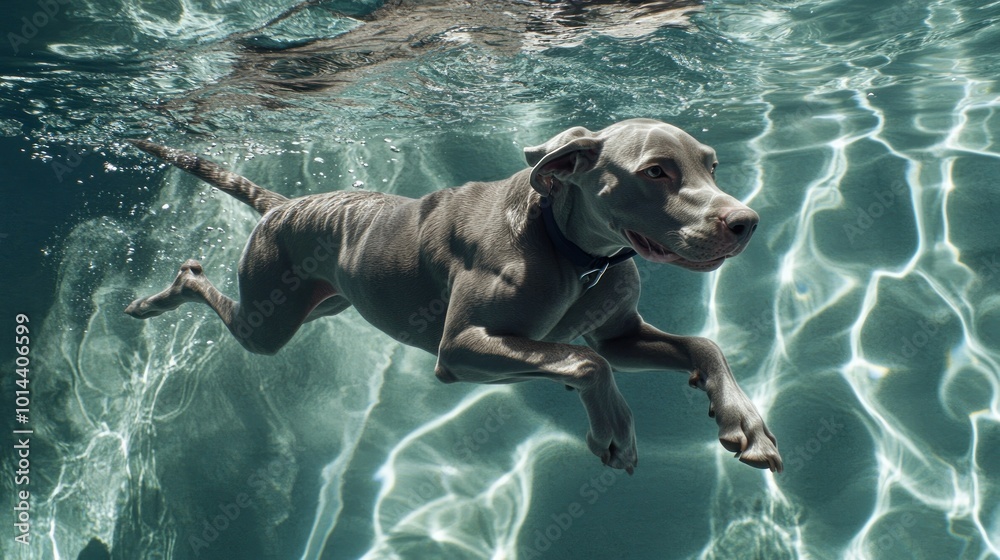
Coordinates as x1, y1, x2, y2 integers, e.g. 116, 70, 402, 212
1, 0, 999, 558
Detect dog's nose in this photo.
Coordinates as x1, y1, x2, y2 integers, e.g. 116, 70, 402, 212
722, 208, 759, 242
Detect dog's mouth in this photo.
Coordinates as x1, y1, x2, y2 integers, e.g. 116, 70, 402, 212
624, 229, 727, 271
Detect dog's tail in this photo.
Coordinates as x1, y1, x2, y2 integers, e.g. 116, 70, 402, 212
128, 139, 288, 215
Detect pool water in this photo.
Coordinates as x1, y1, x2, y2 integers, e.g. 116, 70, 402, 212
1, 0, 999, 558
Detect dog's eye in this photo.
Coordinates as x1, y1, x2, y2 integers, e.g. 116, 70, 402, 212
643, 166, 665, 179
710, 163, 718, 176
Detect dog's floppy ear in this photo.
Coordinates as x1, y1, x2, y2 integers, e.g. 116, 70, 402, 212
524, 126, 603, 195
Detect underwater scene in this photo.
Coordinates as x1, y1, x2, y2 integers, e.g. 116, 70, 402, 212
1, 0, 999, 558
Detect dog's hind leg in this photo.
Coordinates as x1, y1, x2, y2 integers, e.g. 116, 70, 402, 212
125, 260, 229, 320
126, 257, 344, 355
304, 295, 352, 323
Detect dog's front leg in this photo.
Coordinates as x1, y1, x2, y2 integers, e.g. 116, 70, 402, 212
588, 320, 782, 472
436, 327, 637, 473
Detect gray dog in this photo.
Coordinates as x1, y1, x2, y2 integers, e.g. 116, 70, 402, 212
125, 118, 782, 474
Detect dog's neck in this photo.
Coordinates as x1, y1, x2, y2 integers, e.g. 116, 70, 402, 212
540, 191, 635, 283
544, 188, 630, 258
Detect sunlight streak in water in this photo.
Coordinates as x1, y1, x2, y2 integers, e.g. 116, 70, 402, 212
364, 385, 574, 559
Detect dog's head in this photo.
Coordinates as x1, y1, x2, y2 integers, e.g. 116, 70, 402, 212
525, 118, 758, 272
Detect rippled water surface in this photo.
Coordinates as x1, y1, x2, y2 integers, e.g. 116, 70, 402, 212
2, 1, 999, 559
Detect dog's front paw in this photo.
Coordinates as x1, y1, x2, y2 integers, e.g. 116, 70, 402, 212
711, 389, 782, 473
582, 386, 638, 474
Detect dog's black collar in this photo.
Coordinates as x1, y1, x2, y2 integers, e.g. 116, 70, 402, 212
540, 196, 636, 290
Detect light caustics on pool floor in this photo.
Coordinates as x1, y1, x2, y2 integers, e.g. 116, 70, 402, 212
718, 5, 1000, 558
6, 0, 1000, 559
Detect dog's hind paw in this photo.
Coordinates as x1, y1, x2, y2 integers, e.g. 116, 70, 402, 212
124, 296, 164, 319
124, 259, 205, 319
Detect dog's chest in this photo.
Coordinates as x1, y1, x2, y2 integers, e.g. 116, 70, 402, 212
540, 286, 632, 343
